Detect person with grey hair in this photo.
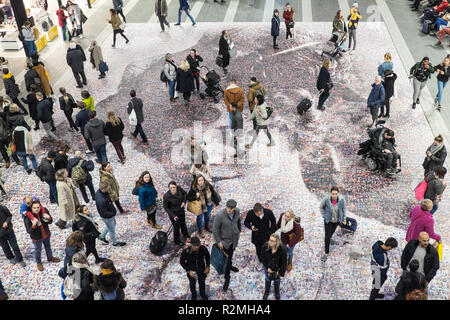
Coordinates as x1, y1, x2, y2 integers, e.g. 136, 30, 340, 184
164, 53, 178, 102
89, 40, 106, 79
65, 252, 95, 300
66, 42, 87, 88
366, 75, 385, 129
68, 150, 96, 203
55, 168, 80, 229
213, 199, 241, 292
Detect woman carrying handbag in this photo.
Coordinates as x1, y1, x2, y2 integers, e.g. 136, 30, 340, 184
283, 3, 295, 39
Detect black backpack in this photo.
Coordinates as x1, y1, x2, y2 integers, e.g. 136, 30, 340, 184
264, 106, 274, 120
149, 224, 173, 255
160, 70, 169, 83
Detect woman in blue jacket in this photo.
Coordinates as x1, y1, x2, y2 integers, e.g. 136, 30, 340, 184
271, 9, 280, 49
137, 171, 160, 229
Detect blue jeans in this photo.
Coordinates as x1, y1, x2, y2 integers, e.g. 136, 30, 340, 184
264, 267, 280, 282
228, 112, 233, 128
100, 217, 117, 245
177, 7, 195, 24
430, 204, 438, 215
47, 181, 58, 203
16, 152, 38, 171
286, 244, 296, 262
437, 80, 447, 104
93, 144, 108, 164
32, 236, 53, 264
196, 205, 212, 230
168, 80, 176, 98
24, 40, 37, 56
133, 123, 148, 143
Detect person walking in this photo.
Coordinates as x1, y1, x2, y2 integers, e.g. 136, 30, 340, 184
66, 42, 87, 89
320, 186, 347, 261
155, 0, 170, 32
136, 170, 160, 228
7, 103, 30, 132
283, 3, 295, 39
37, 150, 58, 204
0, 112, 21, 169
176, 60, 195, 106
271, 9, 280, 49
423, 135, 447, 177
163, 181, 189, 245
63, 231, 84, 274
247, 77, 266, 130
395, 259, 427, 300
366, 75, 386, 129
112, 0, 126, 22
75, 102, 94, 154
261, 233, 287, 300
2, 68, 27, 114
23, 63, 42, 94
174, 0, 196, 26
244, 203, 277, 268
23, 200, 61, 271
224, 77, 244, 128
424, 166, 447, 215
0, 204, 26, 267
81, 90, 95, 111
369, 237, 398, 300
95, 182, 126, 247
275, 209, 302, 273
164, 53, 178, 102
67, 1, 84, 38
316, 59, 331, 110
21, 85, 40, 130
230, 103, 243, 158
55, 168, 80, 229
93, 259, 127, 300
246, 94, 274, 149
212, 199, 241, 292
434, 56, 450, 110
74, 205, 105, 264
180, 236, 210, 300
32, 61, 52, 97
187, 174, 221, 238
56, 5, 71, 41
68, 150, 96, 203
99, 162, 127, 214
378, 52, 393, 78
104, 111, 125, 164
36, 92, 59, 141
410, 57, 435, 110
108, 9, 129, 48
21, 21, 37, 57
59, 87, 79, 132
88, 40, 106, 79
186, 49, 203, 93
84, 110, 108, 164
347, 2, 361, 51
406, 199, 442, 244
54, 144, 70, 172
219, 30, 231, 74
12, 125, 38, 175
380, 69, 397, 118
127, 90, 148, 145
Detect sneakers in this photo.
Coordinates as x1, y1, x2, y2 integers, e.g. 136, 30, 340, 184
416, 98, 420, 104
126, 39, 129, 44
321, 253, 329, 262
437, 105, 442, 112
85, 150, 95, 155
99, 237, 109, 245
27, 169, 33, 175
174, 23, 181, 26
192, 22, 196, 26
434, 95, 439, 105
112, 241, 127, 247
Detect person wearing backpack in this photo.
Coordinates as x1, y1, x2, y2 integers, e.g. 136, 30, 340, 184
68, 150, 96, 204
247, 77, 266, 130
2, 68, 28, 115
55, 168, 80, 229
275, 209, 302, 273
163, 181, 189, 245
12, 125, 38, 175
164, 54, 178, 102
136, 171, 160, 229
223, 77, 244, 128
410, 57, 435, 110
59, 88, 79, 133
104, 111, 125, 164
99, 162, 127, 214
127, 90, 148, 145
246, 95, 274, 149
0, 204, 26, 267
75, 205, 104, 263
37, 150, 58, 204
64, 252, 95, 300
24, 200, 61, 271
93, 259, 127, 300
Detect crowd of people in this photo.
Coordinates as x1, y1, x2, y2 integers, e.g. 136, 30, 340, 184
0, 0, 446, 301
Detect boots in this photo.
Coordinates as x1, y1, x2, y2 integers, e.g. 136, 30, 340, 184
274, 281, 281, 300
262, 280, 271, 300
287, 260, 293, 272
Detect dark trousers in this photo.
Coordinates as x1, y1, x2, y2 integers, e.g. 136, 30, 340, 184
224, 246, 235, 281
318, 89, 330, 109
145, 205, 156, 223
187, 273, 207, 298
87, 0, 92, 8
380, 99, 390, 117
0, 231, 24, 262
0, 137, 20, 164
12, 98, 28, 114
183, 91, 191, 101
82, 134, 93, 151
369, 107, 379, 127
254, 240, 265, 263
385, 150, 400, 170
273, 36, 277, 47
93, 144, 108, 164
73, 70, 87, 87
249, 125, 272, 147
47, 181, 58, 203
64, 110, 78, 130
111, 139, 125, 162
222, 54, 230, 69
252, 117, 257, 130
132, 123, 148, 143
170, 215, 189, 241
79, 179, 96, 203
324, 222, 339, 254
193, 75, 200, 91
85, 240, 99, 259
286, 24, 293, 38
158, 15, 169, 31
117, 9, 126, 22
113, 29, 129, 46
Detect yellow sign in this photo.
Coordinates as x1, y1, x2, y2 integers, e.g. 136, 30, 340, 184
35, 36, 48, 52
48, 26, 58, 41
90, 0, 96, 3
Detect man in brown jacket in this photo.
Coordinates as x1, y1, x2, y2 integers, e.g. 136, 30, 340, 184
247, 77, 266, 129
224, 78, 244, 128
155, 0, 170, 32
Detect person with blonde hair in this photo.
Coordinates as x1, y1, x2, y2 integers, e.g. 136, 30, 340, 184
406, 199, 441, 243
316, 59, 332, 110
7, 103, 30, 131
104, 110, 125, 164
261, 233, 287, 300
276, 209, 302, 272
378, 52, 393, 79
176, 59, 194, 105
55, 168, 80, 229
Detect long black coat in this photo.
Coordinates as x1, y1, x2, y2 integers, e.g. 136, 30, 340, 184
316, 66, 331, 91
176, 68, 194, 93
0, 205, 13, 238
127, 97, 144, 125
21, 93, 39, 121
219, 36, 230, 58
180, 245, 210, 274
104, 118, 124, 142
382, 71, 397, 100
24, 69, 40, 92
37, 158, 56, 183
3, 76, 20, 99
260, 242, 287, 277
54, 153, 68, 171
423, 144, 447, 175
244, 208, 277, 245
66, 48, 86, 73
400, 240, 440, 283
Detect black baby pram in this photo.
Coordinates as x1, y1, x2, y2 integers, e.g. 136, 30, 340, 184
199, 66, 223, 103
321, 31, 347, 61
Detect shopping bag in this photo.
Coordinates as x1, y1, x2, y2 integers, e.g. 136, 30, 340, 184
437, 242, 443, 261
129, 108, 137, 126
414, 180, 428, 201
211, 244, 229, 275
187, 200, 202, 216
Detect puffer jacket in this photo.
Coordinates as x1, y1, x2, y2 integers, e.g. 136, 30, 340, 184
247, 81, 266, 111
3, 74, 20, 99
224, 84, 245, 112
138, 182, 157, 211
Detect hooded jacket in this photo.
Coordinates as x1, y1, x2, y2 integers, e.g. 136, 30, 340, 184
224, 84, 245, 112
406, 205, 441, 242
371, 240, 390, 270
108, 13, 121, 30
348, 7, 362, 29
8, 112, 30, 131
2, 73, 20, 99
99, 168, 120, 202
401, 240, 440, 282
84, 118, 106, 147
247, 82, 266, 111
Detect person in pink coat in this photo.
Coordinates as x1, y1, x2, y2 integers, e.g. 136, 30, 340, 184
406, 199, 442, 243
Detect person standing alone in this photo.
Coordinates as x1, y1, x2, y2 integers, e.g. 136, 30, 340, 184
155, 0, 170, 32
127, 90, 148, 146
271, 10, 280, 49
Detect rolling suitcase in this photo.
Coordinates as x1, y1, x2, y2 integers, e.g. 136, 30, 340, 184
149, 224, 173, 255
296, 89, 324, 115
340, 217, 357, 232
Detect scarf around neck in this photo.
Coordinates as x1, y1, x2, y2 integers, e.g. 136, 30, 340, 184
280, 216, 294, 233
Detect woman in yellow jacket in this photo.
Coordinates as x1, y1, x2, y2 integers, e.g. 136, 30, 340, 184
347, 2, 362, 51
108, 9, 129, 48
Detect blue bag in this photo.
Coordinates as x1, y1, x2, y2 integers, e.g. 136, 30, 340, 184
99, 61, 109, 73
340, 217, 357, 232
210, 244, 229, 275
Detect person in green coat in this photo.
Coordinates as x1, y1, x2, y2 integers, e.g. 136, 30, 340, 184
99, 162, 127, 214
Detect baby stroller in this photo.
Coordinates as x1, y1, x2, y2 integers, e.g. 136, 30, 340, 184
357, 120, 402, 177
199, 66, 223, 103
322, 31, 347, 61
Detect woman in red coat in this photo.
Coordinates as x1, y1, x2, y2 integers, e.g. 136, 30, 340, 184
276, 209, 302, 272
283, 3, 295, 39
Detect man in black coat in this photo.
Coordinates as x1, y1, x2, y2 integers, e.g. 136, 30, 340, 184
54, 144, 70, 171
66, 42, 87, 88
68, 150, 96, 203
37, 150, 58, 204
401, 232, 440, 287
2, 68, 28, 114
74, 103, 94, 154
180, 236, 210, 300
244, 203, 277, 265
163, 181, 189, 245
0, 205, 26, 267
23, 62, 42, 93
127, 89, 148, 145
36, 92, 58, 141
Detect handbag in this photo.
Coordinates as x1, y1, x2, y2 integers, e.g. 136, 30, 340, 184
288, 20, 295, 28
326, 81, 334, 90
414, 180, 428, 201
156, 198, 163, 211
99, 61, 109, 73
437, 242, 443, 261
128, 100, 137, 126
210, 244, 229, 275
187, 200, 203, 216
81, 11, 88, 24
215, 55, 223, 67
